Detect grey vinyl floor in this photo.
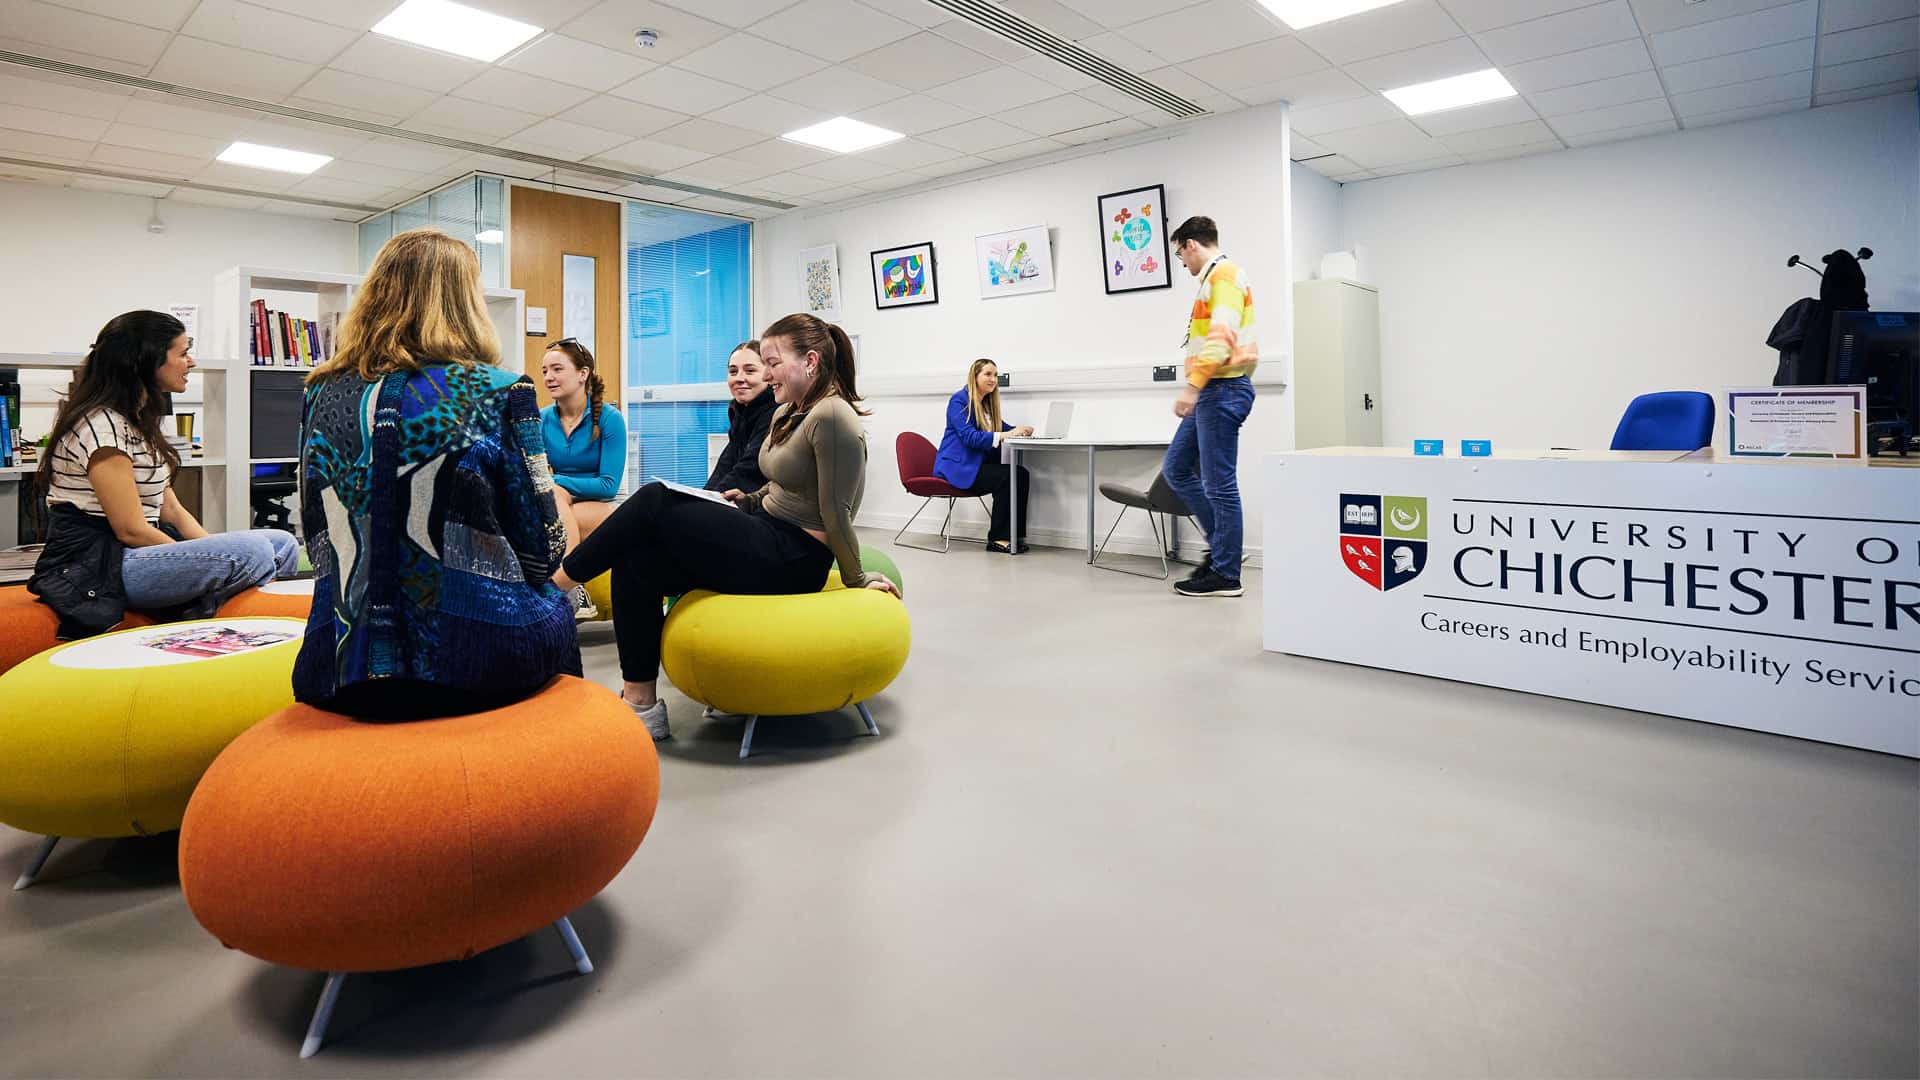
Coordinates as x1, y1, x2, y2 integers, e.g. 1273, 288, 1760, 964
1, 531, 1915, 1079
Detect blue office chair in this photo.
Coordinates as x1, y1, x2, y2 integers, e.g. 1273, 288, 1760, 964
1610, 391, 1715, 451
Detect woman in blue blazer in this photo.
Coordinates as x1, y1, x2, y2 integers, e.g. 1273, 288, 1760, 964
933, 358, 1033, 554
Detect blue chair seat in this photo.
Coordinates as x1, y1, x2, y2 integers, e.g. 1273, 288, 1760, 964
1611, 391, 1714, 451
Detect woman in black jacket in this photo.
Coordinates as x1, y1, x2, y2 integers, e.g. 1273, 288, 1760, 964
705, 340, 778, 495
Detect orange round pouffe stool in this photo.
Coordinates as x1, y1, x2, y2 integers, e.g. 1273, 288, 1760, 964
178, 675, 661, 1058
215, 578, 315, 620
0, 584, 157, 676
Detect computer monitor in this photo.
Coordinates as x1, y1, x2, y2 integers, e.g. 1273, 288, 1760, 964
250, 371, 306, 459
1829, 311, 1918, 455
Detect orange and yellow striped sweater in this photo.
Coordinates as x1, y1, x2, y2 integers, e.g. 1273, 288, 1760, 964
1183, 257, 1258, 389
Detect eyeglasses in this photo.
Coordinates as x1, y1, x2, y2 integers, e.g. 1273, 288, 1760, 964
545, 337, 579, 349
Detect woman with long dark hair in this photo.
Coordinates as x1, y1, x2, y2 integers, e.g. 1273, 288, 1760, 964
552, 313, 899, 740
539, 337, 624, 618
27, 310, 296, 637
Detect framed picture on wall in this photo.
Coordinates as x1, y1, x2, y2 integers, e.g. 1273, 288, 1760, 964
798, 244, 842, 322
636, 288, 670, 337
974, 225, 1055, 300
1097, 183, 1171, 294
870, 241, 938, 310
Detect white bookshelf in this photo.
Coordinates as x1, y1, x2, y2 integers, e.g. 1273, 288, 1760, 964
209, 265, 526, 534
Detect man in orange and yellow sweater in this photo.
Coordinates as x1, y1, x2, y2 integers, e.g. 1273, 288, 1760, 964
1166, 215, 1257, 598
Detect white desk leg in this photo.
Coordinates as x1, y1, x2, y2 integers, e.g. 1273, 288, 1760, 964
1085, 446, 1096, 562
1008, 443, 1019, 549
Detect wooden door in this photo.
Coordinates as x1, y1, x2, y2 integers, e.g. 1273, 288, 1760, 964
508, 187, 623, 407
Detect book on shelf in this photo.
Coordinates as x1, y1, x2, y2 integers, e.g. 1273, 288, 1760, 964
249, 299, 335, 368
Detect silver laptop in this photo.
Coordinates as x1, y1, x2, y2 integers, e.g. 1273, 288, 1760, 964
1026, 401, 1074, 439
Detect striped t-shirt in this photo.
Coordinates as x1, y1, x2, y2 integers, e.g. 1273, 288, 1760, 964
47, 408, 169, 522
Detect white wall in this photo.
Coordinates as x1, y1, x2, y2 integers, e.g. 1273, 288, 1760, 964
754, 105, 1316, 560
1341, 94, 1920, 450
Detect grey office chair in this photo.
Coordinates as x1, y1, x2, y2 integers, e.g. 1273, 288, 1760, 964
1091, 472, 1195, 579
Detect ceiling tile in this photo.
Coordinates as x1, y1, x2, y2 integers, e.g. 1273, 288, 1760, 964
1822, 18, 1918, 65
241, 117, 370, 158
343, 137, 469, 172
650, 117, 766, 154
1053, 115, 1148, 143
0, 0, 170, 66
1236, 67, 1372, 108
0, 101, 110, 140
1527, 69, 1665, 114
71, 174, 176, 197
999, 0, 1105, 39
1660, 39, 1814, 93
1300, 153, 1364, 176
36, 0, 196, 30
502, 117, 630, 157
292, 70, 442, 121
0, 32, 146, 76
1503, 38, 1653, 91
1546, 95, 1675, 136
701, 94, 832, 136
1344, 36, 1491, 91
1672, 68, 1811, 116
1630, 0, 1809, 34
499, 34, 657, 92
559, 94, 689, 138
1650, 0, 1818, 66
476, 0, 604, 29
925, 66, 1062, 113
285, 175, 393, 201
1475, 0, 1640, 64
653, 0, 803, 28
767, 66, 904, 114
1055, 0, 1203, 28
856, 136, 965, 169
97, 122, 224, 158
279, 96, 410, 126
1438, 0, 1613, 34
329, 36, 490, 94
1411, 94, 1538, 133
850, 93, 976, 135
167, 187, 266, 210
919, 116, 1033, 153
560, 0, 735, 64
855, 168, 930, 191
194, 160, 304, 191
657, 155, 777, 186
977, 136, 1068, 162
752, 169, 838, 195
1816, 48, 1918, 90
675, 34, 828, 91
997, 93, 1122, 135
1313, 117, 1450, 165
1289, 133, 1330, 157
1010, 53, 1100, 90
405, 97, 545, 141
1075, 82, 1157, 113
795, 154, 894, 183
1181, 36, 1329, 91
1460, 139, 1562, 162
1079, 32, 1165, 71
927, 18, 1038, 64
912, 152, 993, 175
1815, 77, 1920, 104
112, 97, 251, 139
749, 0, 918, 62
91, 142, 208, 176
1116, 0, 1283, 65
725, 137, 833, 170
1821, 0, 1920, 33
1294, 0, 1467, 65
1440, 116, 1557, 151
1370, 152, 1466, 176
177, 0, 359, 63
454, 69, 596, 116
1686, 98, 1807, 126
592, 138, 711, 172
608, 66, 753, 111
843, 31, 1001, 90
1288, 93, 1402, 135
313, 158, 430, 188
0, 125, 93, 161
239, 0, 398, 31
1136, 67, 1219, 104
0, 70, 129, 121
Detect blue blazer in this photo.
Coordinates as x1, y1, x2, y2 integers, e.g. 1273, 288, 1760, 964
932, 387, 1011, 489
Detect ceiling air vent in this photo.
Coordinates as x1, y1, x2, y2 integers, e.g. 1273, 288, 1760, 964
923, 0, 1207, 118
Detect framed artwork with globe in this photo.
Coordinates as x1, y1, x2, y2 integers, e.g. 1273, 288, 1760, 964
1097, 183, 1171, 294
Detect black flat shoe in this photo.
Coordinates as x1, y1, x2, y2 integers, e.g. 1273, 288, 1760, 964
987, 540, 1013, 554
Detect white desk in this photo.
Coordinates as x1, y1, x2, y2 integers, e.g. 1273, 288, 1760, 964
1264, 446, 1920, 757
1000, 436, 1174, 561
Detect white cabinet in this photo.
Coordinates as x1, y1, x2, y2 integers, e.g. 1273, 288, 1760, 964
1291, 279, 1382, 449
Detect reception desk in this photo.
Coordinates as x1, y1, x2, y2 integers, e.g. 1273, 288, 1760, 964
1263, 447, 1919, 757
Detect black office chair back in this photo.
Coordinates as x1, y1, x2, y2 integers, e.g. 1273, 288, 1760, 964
1146, 473, 1193, 517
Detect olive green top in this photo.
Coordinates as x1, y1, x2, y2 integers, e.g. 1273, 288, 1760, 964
739, 395, 870, 588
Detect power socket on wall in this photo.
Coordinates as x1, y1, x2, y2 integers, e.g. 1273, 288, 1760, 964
998, 373, 1010, 387
1152, 365, 1177, 381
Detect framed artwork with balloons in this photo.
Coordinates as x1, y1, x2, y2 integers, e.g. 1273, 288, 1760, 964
1096, 184, 1171, 295
869, 241, 939, 311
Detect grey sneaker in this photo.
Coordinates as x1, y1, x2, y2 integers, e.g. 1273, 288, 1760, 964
572, 584, 599, 621
626, 697, 670, 740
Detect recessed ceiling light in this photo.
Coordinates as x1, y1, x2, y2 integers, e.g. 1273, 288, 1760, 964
216, 141, 332, 174
1254, 0, 1408, 30
475, 229, 504, 244
780, 117, 904, 154
372, 0, 542, 62
1383, 68, 1518, 116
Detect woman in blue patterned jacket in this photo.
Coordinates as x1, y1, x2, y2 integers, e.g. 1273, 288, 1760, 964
295, 228, 579, 720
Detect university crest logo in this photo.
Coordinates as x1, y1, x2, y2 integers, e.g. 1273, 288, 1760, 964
1338, 493, 1427, 591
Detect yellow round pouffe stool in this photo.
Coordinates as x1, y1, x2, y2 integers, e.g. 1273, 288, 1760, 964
178, 675, 660, 1057
0, 616, 301, 890
660, 581, 910, 759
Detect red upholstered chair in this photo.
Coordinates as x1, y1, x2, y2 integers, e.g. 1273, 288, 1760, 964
893, 431, 988, 553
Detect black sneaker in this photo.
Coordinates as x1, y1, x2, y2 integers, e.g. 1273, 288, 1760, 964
1175, 571, 1243, 597
1181, 558, 1211, 583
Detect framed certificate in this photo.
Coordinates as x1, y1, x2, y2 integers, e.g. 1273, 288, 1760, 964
1726, 386, 1867, 459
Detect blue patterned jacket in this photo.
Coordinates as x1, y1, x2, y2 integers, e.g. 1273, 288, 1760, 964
294, 362, 579, 706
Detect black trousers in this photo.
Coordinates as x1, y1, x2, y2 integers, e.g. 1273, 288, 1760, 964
962, 459, 1030, 543
562, 482, 833, 682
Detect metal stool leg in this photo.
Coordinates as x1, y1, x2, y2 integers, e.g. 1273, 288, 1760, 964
739, 714, 758, 759
895, 497, 957, 553
300, 972, 346, 1059
13, 835, 58, 891
1090, 506, 1174, 580
553, 916, 593, 974
856, 701, 879, 736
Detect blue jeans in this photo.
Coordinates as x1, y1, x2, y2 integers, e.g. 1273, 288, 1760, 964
1163, 377, 1254, 578
122, 529, 298, 610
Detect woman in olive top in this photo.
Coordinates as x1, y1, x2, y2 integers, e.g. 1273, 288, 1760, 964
553, 313, 900, 740
705, 340, 776, 494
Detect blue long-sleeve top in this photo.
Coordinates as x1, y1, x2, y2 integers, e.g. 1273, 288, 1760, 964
540, 402, 626, 501
932, 387, 1012, 490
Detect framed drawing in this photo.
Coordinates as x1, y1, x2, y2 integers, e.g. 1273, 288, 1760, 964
798, 244, 841, 322
636, 288, 669, 337
1097, 183, 1171, 294
870, 241, 938, 310
974, 225, 1055, 300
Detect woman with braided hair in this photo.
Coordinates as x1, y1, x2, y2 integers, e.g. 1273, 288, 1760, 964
539, 337, 625, 617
